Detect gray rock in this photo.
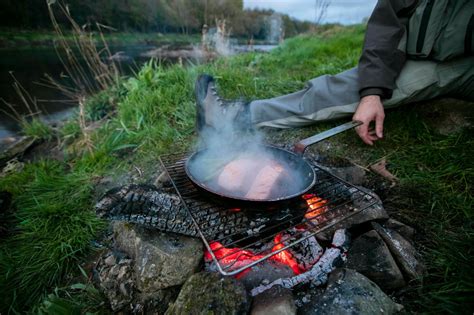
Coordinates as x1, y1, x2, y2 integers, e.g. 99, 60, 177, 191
318, 164, 367, 186
97, 251, 136, 311
113, 222, 138, 255
383, 218, 415, 242
298, 269, 403, 315
372, 222, 425, 280
239, 261, 295, 291
252, 285, 296, 315
96, 250, 181, 312
317, 188, 388, 241
346, 230, 405, 290
104, 254, 116, 266
165, 272, 250, 315
154, 170, 171, 188
113, 222, 203, 291
136, 287, 181, 314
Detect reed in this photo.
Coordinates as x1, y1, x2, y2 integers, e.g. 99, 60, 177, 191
43, 0, 121, 150
46, 1, 120, 96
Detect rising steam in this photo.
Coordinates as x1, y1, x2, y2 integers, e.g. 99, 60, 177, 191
188, 98, 310, 201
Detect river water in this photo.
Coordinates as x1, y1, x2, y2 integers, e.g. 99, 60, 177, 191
0, 44, 162, 139
0, 43, 277, 140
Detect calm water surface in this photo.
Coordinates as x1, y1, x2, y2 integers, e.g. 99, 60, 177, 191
0, 44, 166, 139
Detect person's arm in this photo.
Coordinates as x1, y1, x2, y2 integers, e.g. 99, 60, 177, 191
358, 0, 417, 98
354, 0, 418, 145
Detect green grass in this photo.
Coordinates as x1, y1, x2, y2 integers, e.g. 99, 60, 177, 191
33, 268, 108, 315
0, 24, 472, 313
20, 118, 54, 140
0, 160, 106, 311
321, 109, 473, 313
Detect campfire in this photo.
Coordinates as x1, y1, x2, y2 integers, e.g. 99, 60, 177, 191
160, 152, 378, 293
95, 152, 420, 313
201, 193, 354, 296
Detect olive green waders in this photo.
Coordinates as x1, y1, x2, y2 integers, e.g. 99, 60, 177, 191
249, 57, 474, 128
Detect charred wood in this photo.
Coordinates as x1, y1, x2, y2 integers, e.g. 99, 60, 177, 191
95, 184, 199, 237
96, 184, 312, 245
250, 229, 350, 296
290, 231, 323, 271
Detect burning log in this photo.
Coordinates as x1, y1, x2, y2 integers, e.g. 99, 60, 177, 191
95, 185, 307, 242
271, 228, 323, 271
205, 236, 302, 276
95, 184, 199, 237
271, 233, 301, 274
205, 228, 320, 276
250, 229, 350, 296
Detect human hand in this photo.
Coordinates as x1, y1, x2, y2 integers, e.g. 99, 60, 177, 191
352, 95, 385, 145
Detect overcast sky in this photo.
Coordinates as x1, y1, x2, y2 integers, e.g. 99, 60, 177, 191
244, 0, 378, 25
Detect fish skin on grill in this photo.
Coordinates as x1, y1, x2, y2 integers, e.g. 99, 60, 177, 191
95, 184, 199, 237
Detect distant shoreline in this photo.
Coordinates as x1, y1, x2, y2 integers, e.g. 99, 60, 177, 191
0, 29, 281, 50
0, 29, 201, 49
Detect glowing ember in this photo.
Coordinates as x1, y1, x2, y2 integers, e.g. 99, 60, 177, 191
271, 234, 301, 274
205, 232, 302, 276
205, 242, 267, 278
205, 194, 330, 277
303, 194, 328, 222
205, 242, 265, 268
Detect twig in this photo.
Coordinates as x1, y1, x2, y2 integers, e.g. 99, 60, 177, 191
0, 98, 22, 122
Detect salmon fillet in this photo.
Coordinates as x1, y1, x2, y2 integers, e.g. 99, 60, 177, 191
217, 158, 260, 192
245, 161, 285, 200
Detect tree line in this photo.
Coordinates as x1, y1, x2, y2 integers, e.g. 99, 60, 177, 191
0, 0, 315, 39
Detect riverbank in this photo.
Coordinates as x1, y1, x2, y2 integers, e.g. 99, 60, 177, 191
0, 25, 472, 313
0, 28, 278, 50
0, 29, 200, 49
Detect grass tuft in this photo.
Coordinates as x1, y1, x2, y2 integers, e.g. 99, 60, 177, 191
20, 118, 54, 141
0, 160, 105, 312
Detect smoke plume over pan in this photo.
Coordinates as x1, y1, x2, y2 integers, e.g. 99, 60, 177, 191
187, 102, 312, 201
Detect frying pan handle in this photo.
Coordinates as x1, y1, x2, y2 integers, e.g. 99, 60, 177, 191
293, 120, 363, 155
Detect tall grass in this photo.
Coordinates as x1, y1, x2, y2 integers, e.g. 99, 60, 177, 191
46, 1, 120, 97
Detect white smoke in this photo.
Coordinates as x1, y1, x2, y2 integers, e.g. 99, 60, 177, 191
189, 95, 308, 201
201, 19, 235, 57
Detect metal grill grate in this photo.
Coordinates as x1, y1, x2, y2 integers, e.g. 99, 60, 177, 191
159, 152, 378, 276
